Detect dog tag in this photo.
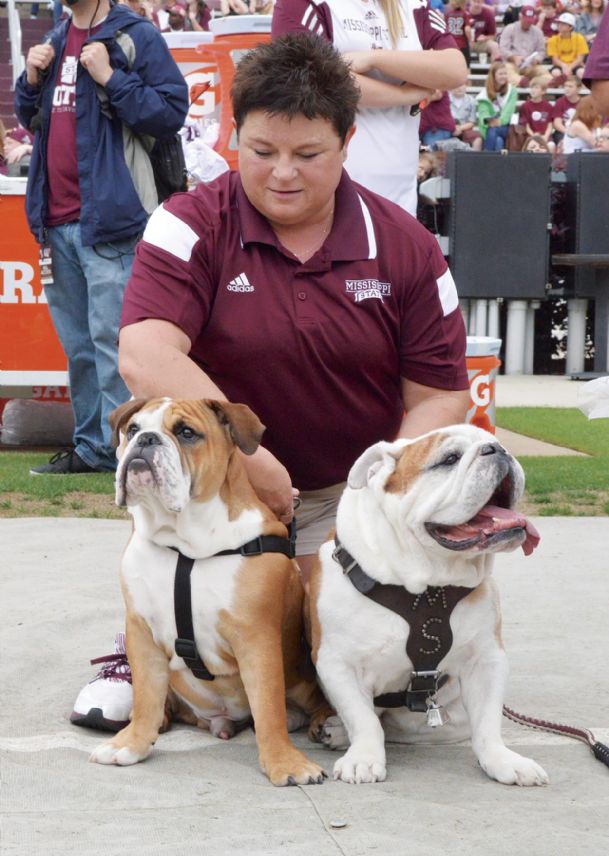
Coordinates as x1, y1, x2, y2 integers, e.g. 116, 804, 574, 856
426, 700, 450, 728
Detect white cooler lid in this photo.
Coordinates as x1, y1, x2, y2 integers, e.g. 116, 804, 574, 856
466, 336, 502, 357
162, 31, 215, 48
0, 176, 27, 196
209, 15, 272, 35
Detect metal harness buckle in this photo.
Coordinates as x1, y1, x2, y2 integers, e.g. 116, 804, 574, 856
332, 544, 358, 575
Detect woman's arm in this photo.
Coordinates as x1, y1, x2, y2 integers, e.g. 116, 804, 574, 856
353, 73, 433, 108
568, 118, 597, 146
119, 319, 297, 521
343, 48, 468, 91
397, 379, 470, 439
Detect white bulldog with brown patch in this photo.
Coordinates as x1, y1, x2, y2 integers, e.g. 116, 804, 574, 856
90, 397, 329, 786
309, 424, 548, 787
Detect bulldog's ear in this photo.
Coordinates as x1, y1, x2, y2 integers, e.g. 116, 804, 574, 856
348, 441, 400, 490
207, 401, 266, 455
109, 398, 149, 447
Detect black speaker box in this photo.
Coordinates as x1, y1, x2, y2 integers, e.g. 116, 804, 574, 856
565, 152, 609, 298
446, 151, 551, 299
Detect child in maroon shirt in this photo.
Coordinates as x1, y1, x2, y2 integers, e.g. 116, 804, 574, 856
445, 0, 472, 64
519, 76, 554, 147
552, 74, 582, 142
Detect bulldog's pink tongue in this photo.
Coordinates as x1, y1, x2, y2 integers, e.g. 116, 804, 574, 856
474, 504, 541, 556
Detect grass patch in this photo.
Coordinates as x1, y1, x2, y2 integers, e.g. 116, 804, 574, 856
496, 407, 609, 517
496, 408, 608, 456
1, 408, 608, 518
0, 452, 126, 519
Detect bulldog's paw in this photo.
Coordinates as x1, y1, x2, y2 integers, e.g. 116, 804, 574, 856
319, 715, 349, 750
333, 746, 386, 784
89, 739, 152, 766
261, 747, 327, 787
478, 747, 549, 786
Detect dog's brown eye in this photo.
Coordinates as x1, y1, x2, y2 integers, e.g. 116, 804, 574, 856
126, 423, 139, 440
442, 453, 461, 467
175, 425, 202, 443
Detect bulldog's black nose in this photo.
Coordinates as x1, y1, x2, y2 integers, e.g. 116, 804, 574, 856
480, 443, 504, 456
136, 431, 162, 447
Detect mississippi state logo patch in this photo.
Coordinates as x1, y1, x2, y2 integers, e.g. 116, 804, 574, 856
345, 279, 391, 303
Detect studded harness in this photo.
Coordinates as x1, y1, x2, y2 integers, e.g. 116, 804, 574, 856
332, 538, 476, 721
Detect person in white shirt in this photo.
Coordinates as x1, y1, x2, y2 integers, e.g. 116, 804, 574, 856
272, 0, 467, 215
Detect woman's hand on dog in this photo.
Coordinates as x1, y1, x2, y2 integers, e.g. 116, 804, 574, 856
242, 446, 297, 523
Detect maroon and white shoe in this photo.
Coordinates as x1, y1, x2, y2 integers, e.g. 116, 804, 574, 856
70, 633, 133, 732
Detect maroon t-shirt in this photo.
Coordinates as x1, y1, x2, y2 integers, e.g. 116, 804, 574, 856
420, 92, 457, 135
552, 94, 580, 125
46, 22, 101, 226
121, 171, 468, 490
519, 98, 553, 132
470, 6, 496, 39
584, 6, 609, 85
444, 9, 471, 49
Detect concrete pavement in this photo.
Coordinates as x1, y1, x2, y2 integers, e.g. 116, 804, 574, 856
495, 375, 588, 409
2, 375, 607, 855
1, 516, 608, 856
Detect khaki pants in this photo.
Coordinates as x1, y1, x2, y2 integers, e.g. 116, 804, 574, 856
505, 62, 550, 86
294, 482, 345, 556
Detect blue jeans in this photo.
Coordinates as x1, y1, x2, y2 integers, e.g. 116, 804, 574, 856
484, 125, 509, 151
421, 129, 453, 147
46, 222, 137, 470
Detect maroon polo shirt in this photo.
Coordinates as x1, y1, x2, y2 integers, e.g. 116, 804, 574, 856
121, 171, 468, 490
584, 7, 609, 86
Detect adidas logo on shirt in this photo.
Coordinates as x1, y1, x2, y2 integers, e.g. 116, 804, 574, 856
227, 273, 254, 293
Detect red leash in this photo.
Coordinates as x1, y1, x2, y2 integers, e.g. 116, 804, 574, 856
503, 705, 609, 769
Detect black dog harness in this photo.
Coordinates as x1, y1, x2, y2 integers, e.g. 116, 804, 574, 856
173, 523, 297, 681
332, 538, 475, 712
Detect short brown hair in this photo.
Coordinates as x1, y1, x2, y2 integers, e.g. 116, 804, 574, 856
231, 33, 360, 143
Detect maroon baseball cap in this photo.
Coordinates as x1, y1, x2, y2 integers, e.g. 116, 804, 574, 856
520, 5, 537, 18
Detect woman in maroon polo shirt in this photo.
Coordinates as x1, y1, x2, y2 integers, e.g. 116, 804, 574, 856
71, 34, 471, 732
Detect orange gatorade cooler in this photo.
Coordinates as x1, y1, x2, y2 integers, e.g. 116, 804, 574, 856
465, 336, 502, 434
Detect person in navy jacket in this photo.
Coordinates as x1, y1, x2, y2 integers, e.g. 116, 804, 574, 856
15, 0, 188, 475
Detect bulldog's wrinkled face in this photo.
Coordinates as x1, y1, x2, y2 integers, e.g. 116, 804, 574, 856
110, 398, 264, 514
348, 424, 539, 556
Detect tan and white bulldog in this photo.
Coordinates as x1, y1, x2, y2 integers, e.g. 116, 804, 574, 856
90, 397, 329, 786
309, 424, 548, 787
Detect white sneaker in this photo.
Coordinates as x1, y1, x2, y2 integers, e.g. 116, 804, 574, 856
70, 633, 133, 732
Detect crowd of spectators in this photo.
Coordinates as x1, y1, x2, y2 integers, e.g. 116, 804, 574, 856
418, 0, 608, 172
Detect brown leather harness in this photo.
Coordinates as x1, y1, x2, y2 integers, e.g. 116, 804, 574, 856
332, 538, 475, 716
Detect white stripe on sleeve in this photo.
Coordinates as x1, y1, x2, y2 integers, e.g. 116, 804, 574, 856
142, 205, 199, 263
301, 6, 316, 28
436, 268, 459, 316
357, 195, 377, 260
429, 9, 446, 29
